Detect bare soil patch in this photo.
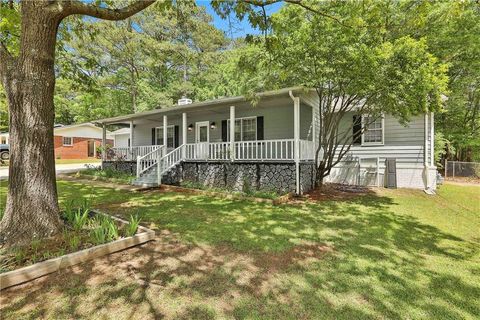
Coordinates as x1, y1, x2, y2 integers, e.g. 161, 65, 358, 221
300, 183, 375, 202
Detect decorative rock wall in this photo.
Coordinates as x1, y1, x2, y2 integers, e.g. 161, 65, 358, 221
166, 161, 316, 194
103, 160, 317, 194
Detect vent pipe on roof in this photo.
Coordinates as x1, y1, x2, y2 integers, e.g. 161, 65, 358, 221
178, 96, 192, 105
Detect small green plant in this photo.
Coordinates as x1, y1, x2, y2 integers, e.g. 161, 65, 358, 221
13, 247, 26, 264
72, 208, 89, 232
124, 214, 140, 237
103, 217, 119, 241
68, 233, 81, 250
89, 215, 119, 245
63, 199, 76, 224
90, 226, 107, 245
31, 239, 42, 254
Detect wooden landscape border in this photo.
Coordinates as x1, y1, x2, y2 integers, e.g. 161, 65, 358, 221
158, 184, 294, 205
0, 211, 155, 290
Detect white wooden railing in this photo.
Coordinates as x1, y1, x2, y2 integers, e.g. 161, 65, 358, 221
158, 145, 184, 174
134, 139, 316, 179
136, 146, 165, 177
184, 139, 300, 161
112, 145, 161, 161
300, 140, 316, 160
235, 139, 295, 160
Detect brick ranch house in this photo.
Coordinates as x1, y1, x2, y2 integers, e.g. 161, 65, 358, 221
52, 123, 113, 160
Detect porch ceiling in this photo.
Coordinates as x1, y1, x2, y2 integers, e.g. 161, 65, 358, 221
94, 86, 312, 125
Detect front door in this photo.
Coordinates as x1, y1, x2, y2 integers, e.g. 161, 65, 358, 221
87, 140, 95, 157
195, 121, 209, 159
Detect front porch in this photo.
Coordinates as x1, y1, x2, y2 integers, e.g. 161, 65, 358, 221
97, 87, 319, 194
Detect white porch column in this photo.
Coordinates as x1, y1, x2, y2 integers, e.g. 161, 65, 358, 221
312, 105, 316, 144
129, 120, 134, 149
101, 123, 106, 169
163, 115, 168, 153
430, 112, 434, 167
182, 112, 187, 158
230, 106, 235, 161
292, 93, 301, 195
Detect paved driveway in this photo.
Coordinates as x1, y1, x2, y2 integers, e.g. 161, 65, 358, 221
0, 163, 97, 180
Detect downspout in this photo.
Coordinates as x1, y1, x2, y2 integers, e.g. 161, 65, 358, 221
424, 113, 431, 192
289, 90, 301, 195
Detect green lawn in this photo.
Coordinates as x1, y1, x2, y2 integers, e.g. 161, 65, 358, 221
1, 180, 479, 319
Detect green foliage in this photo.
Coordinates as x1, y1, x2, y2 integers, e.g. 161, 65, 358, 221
79, 166, 135, 184
72, 208, 89, 232
434, 132, 453, 167
124, 214, 140, 237
67, 232, 80, 251
90, 215, 119, 245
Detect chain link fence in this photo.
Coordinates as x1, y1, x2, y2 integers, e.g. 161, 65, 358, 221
445, 160, 480, 180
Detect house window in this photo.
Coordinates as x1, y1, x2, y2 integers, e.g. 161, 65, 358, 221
156, 126, 175, 148
362, 115, 384, 145
227, 117, 257, 141
62, 137, 73, 146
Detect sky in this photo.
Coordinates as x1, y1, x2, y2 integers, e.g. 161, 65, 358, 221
196, 0, 284, 38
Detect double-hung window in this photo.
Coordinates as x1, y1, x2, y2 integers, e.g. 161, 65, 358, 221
227, 117, 257, 141
62, 137, 73, 146
362, 115, 384, 145
156, 126, 175, 148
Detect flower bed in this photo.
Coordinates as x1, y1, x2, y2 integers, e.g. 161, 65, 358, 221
0, 199, 154, 290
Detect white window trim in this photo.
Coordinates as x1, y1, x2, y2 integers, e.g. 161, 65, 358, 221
155, 125, 175, 147
227, 116, 257, 141
62, 136, 73, 146
361, 114, 384, 146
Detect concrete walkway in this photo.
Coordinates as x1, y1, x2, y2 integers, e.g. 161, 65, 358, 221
0, 163, 97, 180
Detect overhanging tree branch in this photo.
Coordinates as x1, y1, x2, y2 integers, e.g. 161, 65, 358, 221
50, 0, 156, 20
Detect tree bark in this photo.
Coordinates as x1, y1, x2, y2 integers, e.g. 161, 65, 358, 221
0, 1, 63, 245
0, 1, 156, 246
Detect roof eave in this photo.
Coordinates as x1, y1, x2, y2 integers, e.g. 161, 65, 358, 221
94, 86, 310, 125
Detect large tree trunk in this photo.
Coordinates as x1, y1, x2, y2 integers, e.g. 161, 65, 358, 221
0, 2, 63, 245
0, 0, 154, 246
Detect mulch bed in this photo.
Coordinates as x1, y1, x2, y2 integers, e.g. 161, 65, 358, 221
301, 183, 374, 202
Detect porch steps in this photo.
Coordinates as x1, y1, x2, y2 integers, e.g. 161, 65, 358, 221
132, 163, 179, 187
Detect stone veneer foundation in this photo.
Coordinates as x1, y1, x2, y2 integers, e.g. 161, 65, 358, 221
103, 160, 316, 194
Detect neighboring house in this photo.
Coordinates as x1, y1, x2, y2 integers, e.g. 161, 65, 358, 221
110, 128, 131, 148
95, 87, 436, 193
1, 123, 113, 160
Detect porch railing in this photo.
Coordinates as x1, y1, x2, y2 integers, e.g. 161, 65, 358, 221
111, 145, 161, 161
159, 144, 185, 174
136, 146, 165, 177
300, 140, 316, 160
184, 139, 312, 161
235, 139, 294, 160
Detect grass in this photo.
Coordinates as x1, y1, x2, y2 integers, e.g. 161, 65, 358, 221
180, 180, 284, 199
0, 180, 479, 319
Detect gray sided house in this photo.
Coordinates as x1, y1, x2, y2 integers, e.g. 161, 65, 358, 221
95, 87, 436, 194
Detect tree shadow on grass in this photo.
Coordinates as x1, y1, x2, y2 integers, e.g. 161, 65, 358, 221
1, 183, 479, 319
